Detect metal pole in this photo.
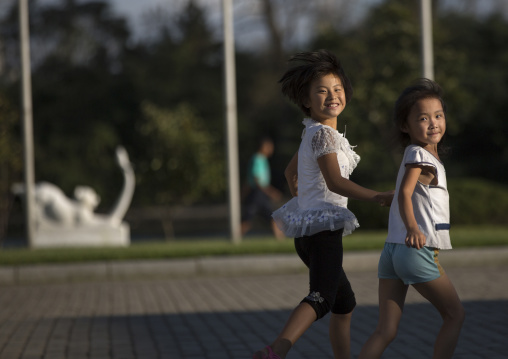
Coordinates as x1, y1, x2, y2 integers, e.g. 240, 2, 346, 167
420, 0, 434, 80
19, 0, 36, 248
222, 0, 241, 243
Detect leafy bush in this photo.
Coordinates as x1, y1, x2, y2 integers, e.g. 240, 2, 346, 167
348, 178, 508, 229
448, 178, 508, 225
135, 102, 226, 205
0, 93, 22, 241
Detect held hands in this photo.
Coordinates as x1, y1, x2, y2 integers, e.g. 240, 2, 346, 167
374, 190, 395, 207
405, 228, 426, 249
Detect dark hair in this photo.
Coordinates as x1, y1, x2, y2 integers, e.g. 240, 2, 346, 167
279, 50, 353, 116
257, 135, 273, 149
394, 78, 447, 148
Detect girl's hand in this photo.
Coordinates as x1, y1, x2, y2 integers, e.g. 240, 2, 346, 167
375, 190, 395, 207
405, 228, 426, 249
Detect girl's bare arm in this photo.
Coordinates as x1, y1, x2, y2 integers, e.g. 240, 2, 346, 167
317, 153, 390, 203
398, 164, 427, 249
284, 151, 299, 197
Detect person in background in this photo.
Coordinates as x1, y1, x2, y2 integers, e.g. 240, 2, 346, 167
241, 136, 285, 239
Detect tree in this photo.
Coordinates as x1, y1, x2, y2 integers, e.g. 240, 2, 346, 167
1, 0, 135, 209
0, 92, 22, 242
293, 0, 508, 186
2, 0, 507, 236
434, 11, 508, 180
299, 0, 422, 184
121, 1, 226, 204
134, 102, 226, 205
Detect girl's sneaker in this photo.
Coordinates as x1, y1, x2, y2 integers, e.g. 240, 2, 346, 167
252, 345, 281, 359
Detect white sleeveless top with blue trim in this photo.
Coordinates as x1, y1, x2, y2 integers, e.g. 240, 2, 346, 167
386, 144, 452, 250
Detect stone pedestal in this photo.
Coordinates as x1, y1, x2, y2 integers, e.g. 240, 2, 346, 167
33, 223, 130, 248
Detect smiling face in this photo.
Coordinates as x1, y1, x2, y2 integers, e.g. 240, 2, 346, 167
304, 73, 346, 128
403, 97, 446, 154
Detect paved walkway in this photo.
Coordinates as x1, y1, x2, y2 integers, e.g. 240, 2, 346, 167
0, 253, 507, 358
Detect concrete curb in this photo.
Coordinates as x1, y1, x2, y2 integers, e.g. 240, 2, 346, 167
0, 247, 506, 285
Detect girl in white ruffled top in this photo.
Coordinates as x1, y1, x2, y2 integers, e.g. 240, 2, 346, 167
253, 50, 393, 359
273, 117, 362, 238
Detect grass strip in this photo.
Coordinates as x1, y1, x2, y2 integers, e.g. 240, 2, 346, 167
0, 226, 506, 266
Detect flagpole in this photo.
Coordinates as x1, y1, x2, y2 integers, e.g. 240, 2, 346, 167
19, 0, 36, 248
420, 0, 434, 80
222, 0, 241, 243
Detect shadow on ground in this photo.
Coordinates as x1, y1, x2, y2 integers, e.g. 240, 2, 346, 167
3, 300, 506, 359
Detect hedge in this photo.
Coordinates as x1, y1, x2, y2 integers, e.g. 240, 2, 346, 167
348, 178, 508, 229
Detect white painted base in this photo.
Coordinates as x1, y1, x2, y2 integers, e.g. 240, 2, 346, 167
33, 223, 130, 248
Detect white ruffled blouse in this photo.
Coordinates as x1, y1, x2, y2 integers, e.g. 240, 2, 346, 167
272, 118, 361, 238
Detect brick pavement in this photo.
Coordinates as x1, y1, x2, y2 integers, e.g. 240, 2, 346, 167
0, 265, 507, 359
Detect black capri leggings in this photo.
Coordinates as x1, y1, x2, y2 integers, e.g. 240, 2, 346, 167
295, 229, 356, 319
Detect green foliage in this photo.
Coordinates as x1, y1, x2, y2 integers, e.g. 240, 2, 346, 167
29, 64, 129, 209
434, 12, 508, 181
0, 93, 22, 240
122, 1, 223, 133
120, 1, 226, 203
135, 102, 226, 204
448, 178, 508, 225
347, 181, 393, 230
291, 0, 508, 189
2, 0, 508, 236
309, 0, 422, 184
348, 178, 508, 229
0, 94, 21, 178
1, 0, 136, 210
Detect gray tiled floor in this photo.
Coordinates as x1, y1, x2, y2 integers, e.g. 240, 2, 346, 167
0, 265, 506, 358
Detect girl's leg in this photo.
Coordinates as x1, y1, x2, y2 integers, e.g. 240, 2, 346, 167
274, 302, 316, 357
271, 220, 285, 240
329, 268, 356, 359
329, 311, 353, 359
412, 273, 465, 359
252, 303, 315, 359
253, 235, 318, 359
358, 279, 408, 359
254, 230, 344, 358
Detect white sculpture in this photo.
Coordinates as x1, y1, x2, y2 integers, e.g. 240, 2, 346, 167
13, 146, 135, 248
31, 182, 101, 226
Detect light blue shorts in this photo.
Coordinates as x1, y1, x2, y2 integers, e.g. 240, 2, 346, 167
378, 243, 444, 285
